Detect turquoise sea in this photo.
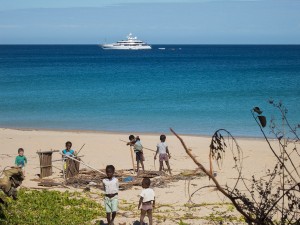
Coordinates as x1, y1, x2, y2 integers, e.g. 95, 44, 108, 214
0, 45, 299, 137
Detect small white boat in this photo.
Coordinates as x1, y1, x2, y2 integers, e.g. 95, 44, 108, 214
101, 33, 151, 50
158, 48, 165, 50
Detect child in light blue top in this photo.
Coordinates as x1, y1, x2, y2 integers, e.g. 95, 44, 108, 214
62, 141, 76, 170
15, 148, 27, 168
127, 135, 145, 173
62, 141, 75, 157
15, 148, 27, 176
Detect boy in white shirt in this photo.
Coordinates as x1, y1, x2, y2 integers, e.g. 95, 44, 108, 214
138, 178, 155, 225
154, 134, 172, 175
102, 165, 119, 225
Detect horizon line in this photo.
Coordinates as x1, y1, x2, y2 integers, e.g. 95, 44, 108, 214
1, 43, 300, 46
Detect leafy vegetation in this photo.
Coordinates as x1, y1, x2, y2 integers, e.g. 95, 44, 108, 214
0, 189, 105, 225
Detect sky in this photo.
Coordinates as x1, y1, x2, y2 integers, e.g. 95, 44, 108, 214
0, 0, 299, 44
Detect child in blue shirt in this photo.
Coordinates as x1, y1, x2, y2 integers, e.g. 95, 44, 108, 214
62, 141, 75, 157
15, 148, 27, 175
62, 141, 76, 170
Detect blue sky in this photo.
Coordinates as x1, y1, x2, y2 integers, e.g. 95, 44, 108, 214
0, 0, 299, 44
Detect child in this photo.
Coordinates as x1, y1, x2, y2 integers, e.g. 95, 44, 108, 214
15, 148, 27, 174
138, 177, 155, 225
103, 165, 119, 225
154, 134, 172, 175
62, 141, 75, 157
127, 135, 145, 173
62, 141, 76, 171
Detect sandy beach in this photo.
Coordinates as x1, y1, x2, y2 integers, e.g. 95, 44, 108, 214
0, 127, 279, 224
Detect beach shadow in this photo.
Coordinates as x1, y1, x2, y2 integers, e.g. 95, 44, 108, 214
99, 219, 146, 225
99, 220, 107, 225
133, 221, 148, 225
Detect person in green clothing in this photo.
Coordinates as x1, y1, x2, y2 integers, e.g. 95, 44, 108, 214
15, 148, 27, 175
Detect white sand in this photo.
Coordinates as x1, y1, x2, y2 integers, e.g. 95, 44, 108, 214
0, 128, 279, 224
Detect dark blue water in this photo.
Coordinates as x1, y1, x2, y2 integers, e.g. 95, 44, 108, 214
0, 45, 299, 137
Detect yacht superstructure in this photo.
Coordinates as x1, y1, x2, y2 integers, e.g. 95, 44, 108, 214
101, 33, 151, 50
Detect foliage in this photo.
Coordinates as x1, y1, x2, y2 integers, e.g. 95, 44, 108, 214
201, 210, 245, 223
171, 100, 300, 225
0, 189, 105, 225
178, 220, 189, 225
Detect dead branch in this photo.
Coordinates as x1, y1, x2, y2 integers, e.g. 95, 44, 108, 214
170, 128, 255, 223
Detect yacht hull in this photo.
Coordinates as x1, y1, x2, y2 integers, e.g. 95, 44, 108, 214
102, 45, 152, 50
101, 33, 152, 50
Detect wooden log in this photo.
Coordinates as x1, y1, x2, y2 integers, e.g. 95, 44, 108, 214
130, 146, 135, 173
38, 182, 62, 187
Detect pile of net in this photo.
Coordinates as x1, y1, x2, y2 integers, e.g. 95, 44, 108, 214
64, 169, 206, 190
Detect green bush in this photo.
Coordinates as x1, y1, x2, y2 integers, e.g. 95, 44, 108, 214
0, 189, 105, 225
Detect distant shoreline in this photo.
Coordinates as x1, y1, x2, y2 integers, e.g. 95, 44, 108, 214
0, 126, 268, 141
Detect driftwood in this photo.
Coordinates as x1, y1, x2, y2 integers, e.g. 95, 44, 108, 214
137, 170, 165, 178
170, 128, 254, 223
60, 153, 106, 175
119, 139, 156, 152
37, 181, 70, 189
65, 168, 205, 191
38, 182, 63, 187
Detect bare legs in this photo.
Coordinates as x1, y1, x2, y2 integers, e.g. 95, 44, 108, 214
159, 161, 163, 171
165, 161, 172, 175
106, 212, 116, 225
140, 209, 153, 225
159, 161, 172, 175
106, 213, 111, 224
137, 160, 145, 173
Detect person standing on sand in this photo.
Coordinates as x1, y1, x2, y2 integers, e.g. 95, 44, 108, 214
15, 148, 27, 175
102, 165, 119, 225
61, 141, 76, 170
138, 177, 155, 225
127, 135, 145, 173
154, 134, 172, 175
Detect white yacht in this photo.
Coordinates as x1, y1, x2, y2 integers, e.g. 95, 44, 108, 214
101, 33, 151, 50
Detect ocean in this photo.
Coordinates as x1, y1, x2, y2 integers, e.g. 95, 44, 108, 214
0, 45, 299, 137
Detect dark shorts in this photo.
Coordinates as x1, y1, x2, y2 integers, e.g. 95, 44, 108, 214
136, 152, 145, 161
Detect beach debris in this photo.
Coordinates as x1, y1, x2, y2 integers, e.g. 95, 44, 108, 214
88, 181, 97, 186
137, 170, 165, 178
213, 171, 217, 177
83, 186, 91, 192
65, 169, 204, 189
36, 150, 59, 178
75, 143, 85, 156
123, 176, 134, 182
36, 178, 70, 189
37, 181, 62, 187
0, 154, 13, 158
60, 153, 106, 175
0, 167, 24, 199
